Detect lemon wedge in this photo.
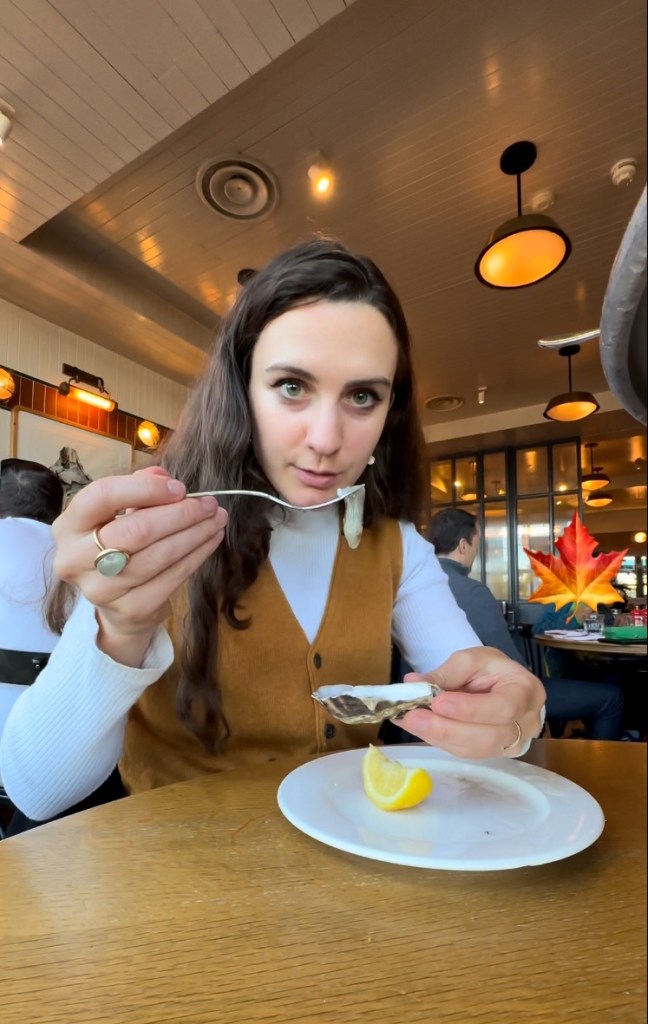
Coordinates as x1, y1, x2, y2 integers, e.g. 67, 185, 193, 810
361, 744, 433, 811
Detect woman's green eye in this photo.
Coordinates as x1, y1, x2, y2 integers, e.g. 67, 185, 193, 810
352, 391, 375, 407
279, 381, 303, 398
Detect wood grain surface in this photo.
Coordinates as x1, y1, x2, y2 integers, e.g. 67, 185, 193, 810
0, 740, 645, 1024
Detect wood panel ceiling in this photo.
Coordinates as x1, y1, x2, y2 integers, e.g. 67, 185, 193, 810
0, 0, 646, 441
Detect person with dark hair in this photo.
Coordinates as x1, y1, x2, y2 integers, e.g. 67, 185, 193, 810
427, 507, 624, 741
0, 459, 64, 687
427, 508, 523, 660
0, 458, 65, 524
0, 239, 544, 826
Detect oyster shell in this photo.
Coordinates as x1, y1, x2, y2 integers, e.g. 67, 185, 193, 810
311, 682, 442, 725
338, 485, 365, 549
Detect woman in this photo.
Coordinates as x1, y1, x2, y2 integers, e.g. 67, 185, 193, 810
0, 240, 544, 823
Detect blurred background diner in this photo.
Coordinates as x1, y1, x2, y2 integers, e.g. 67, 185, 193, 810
0, 0, 646, 762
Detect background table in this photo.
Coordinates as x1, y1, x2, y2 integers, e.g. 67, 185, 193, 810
535, 634, 647, 657
0, 741, 645, 1024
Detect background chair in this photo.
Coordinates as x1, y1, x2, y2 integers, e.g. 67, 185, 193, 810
518, 623, 566, 739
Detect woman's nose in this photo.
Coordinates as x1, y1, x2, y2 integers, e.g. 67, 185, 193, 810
306, 403, 343, 455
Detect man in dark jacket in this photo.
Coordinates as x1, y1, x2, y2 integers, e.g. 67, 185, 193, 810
426, 507, 623, 740
427, 507, 524, 664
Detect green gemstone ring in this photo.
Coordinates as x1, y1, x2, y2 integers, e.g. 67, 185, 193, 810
93, 526, 130, 577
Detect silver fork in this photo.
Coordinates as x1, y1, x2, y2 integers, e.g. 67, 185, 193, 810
186, 483, 364, 511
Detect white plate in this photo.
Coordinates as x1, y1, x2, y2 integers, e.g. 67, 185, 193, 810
277, 746, 605, 871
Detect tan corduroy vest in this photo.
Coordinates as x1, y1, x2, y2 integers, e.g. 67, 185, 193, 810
120, 517, 403, 794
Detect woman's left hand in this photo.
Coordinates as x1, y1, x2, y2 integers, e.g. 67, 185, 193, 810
397, 647, 545, 758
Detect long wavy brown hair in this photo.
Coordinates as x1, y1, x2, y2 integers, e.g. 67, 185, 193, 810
52, 239, 427, 750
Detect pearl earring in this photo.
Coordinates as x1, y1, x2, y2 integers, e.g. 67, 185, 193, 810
368, 455, 376, 466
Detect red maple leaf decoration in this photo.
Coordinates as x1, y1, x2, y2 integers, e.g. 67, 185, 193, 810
524, 512, 627, 617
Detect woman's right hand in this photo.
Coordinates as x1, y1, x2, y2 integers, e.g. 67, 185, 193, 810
52, 467, 228, 666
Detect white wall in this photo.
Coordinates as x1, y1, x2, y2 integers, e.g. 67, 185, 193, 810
0, 297, 188, 436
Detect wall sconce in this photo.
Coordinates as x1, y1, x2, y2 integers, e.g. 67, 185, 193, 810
543, 345, 599, 422
581, 442, 611, 492
0, 366, 15, 402
58, 362, 117, 412
477, 386, 487, 405
0, 98, 15, 144
137, 420, 160, 449
475, 140, 571, 288
308, 154, 335, 198
634, 531, 647, 544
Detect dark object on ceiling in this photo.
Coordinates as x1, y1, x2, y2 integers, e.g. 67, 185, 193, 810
600, 187, 647, 426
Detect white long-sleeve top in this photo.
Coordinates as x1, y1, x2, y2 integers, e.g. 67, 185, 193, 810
0, 517, 60, 653
1, 510, 482, 819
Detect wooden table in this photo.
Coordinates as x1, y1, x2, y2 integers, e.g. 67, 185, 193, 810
536, 633, 647, 657
0, 741, 645, 1024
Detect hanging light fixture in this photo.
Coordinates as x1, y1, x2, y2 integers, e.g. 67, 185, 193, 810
585, 491, 613, 508
475, 140, 571, 288
543, 345, 599, 422
581, 442, 611, 492
58, 363, 117, 413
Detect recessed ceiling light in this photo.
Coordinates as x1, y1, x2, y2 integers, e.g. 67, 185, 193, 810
424, 395, 464, 413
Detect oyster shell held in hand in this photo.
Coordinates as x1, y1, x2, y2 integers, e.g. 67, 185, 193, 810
311, 682, 442, 725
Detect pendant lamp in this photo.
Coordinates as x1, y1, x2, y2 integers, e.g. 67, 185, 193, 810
543, 345, 599, 422
581, 442, 610, 492
585, 491, 613, 508
475, 141, 571, 289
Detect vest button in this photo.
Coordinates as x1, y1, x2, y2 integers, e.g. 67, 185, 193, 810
324, 723, 336, 740
313, 653, 322, 669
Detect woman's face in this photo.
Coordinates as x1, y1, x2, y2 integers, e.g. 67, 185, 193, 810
248, 300, 398, 506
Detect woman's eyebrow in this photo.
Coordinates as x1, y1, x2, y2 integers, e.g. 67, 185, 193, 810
346, 376, 393, 389
265, 363, 316, 381
264, 363, 392, 389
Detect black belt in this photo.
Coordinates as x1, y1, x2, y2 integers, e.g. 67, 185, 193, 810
0, 648, 51, 686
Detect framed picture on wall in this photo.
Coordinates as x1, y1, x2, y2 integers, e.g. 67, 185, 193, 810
11, 409, 133, 505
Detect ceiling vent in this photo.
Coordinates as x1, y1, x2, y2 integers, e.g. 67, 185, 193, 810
424, 395, 464, 413
195, 157, 279, 221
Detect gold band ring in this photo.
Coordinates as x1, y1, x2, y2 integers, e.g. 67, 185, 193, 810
92, 526, 130, 578
503, 719, 523, 752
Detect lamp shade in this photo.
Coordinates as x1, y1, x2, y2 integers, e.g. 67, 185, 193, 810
475, 141, 571, 289
543, 391, 600, 422
543, 344, 599, 422
581, 471, 610, 491
581, 442, 610, 491
475, 214, 571, 288
585, 491, 613, 508
0, 367, 15, 401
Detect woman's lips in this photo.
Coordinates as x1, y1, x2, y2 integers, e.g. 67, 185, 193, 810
294, 467, 340, 489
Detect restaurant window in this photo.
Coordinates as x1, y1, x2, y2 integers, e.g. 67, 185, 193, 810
484, 503, 508, 600
429, 460, 452, 505
516, 447, 548, 495
516, 497, 551, 601
483, 452, 506, 499
429, 439, 580, 608
552, 442, 579, 492
616, 555, 647, 600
